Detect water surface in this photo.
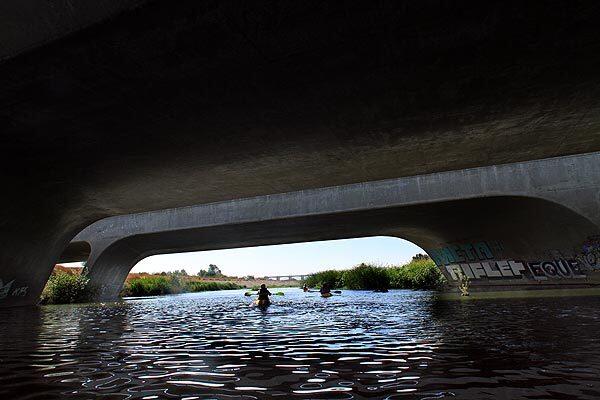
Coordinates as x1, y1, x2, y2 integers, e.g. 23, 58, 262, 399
0, 289, 599, 399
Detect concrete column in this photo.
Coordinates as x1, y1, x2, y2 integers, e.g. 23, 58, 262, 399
0, 211, 98, 307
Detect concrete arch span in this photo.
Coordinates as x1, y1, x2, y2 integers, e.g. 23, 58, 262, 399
84, 195, 599, 300
66, 152, 600, 300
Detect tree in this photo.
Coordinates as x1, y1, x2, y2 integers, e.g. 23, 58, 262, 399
207, 264, 221, 276
197, 264, 222, 277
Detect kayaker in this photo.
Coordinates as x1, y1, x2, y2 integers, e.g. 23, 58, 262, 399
303, 284, 308, 292
320, 282, 331, 295
257, 284, 272, 302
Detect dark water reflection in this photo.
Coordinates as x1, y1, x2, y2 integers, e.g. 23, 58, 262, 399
0, 289, 599, 399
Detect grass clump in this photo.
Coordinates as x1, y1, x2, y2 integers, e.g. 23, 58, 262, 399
40, 271, 96, 304
122, 276, 243, 297
387, 257, 446, 290
124, 276, 179, 297
304, 269, 344, 289
186, 281, 242, 292
342, 263, 390, 290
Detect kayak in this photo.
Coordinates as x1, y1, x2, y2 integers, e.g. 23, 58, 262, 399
254, 299, 271, 307
321, 292, 332, 298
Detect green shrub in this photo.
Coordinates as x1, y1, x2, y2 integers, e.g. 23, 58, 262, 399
342, 263, 390, 290
40, 272, 96, 304
304, 269, 344, 289
387, 258, 446, 290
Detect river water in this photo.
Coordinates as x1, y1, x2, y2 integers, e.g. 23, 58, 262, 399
0, 289, 599, 399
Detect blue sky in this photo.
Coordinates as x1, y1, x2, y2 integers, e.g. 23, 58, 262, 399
129, 236, 424, 277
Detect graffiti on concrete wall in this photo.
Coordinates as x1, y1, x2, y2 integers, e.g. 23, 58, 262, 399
527, 259, 586, 280
444, 259, 586, 282
0, 279, 28, 300
431, 240, 589, 283
574, 236, 600, 271
429, 241, 504, 266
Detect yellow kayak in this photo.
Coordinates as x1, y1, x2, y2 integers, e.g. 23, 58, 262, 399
321, 292, 332, 298
254, 299, 271, 307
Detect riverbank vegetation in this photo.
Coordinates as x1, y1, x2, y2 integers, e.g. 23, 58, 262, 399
122, 275, 243, 297
41, 255, 445, 304
387, 256, 447, 290
342, 263, 390, 290
305, 255, 446, 291
40, 269, 96, 305
41, 266, 266, 304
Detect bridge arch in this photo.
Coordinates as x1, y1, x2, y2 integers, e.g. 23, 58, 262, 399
54, 153, 600, 302
80, 194, 598, 300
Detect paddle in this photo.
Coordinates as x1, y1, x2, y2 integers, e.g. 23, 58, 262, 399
245, 291, 284, 297
305, 289, 342, 294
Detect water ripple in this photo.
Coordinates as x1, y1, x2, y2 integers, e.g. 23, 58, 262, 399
0, 289, 599, 399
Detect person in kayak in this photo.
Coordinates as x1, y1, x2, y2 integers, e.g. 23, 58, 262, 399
320, 282, 331, 296
257, 284, 272, 302
303, 284, 308, 292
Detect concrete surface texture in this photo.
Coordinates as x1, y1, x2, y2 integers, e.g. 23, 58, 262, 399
63, 153, 600, 300
1, 2, 600, 305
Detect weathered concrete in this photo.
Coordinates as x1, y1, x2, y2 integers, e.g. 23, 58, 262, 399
63, 153, 600, 300
2, 2, 600, 305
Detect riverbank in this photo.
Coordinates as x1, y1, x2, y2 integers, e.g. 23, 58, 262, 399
123, 273, 298, 297
41, 266, 301, 304
122, 276, 244, 297
42, 257, 446, 304
126, 273, 301, 290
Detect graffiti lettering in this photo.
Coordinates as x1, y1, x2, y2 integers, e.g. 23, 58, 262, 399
445, 259, 586, 281
0, 279, 29, 300
445, 261, 526, 280
429, 241, 503, 266
574, 236, 600, 271
0, 279, 14, 300
527, 259, 586, 281
11, 286, 28, 297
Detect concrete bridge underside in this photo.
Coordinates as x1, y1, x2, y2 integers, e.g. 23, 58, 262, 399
62, 153, 600, 301
2, 2, 600, 306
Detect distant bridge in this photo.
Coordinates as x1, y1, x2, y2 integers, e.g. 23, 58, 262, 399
262, 274, 314, 281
